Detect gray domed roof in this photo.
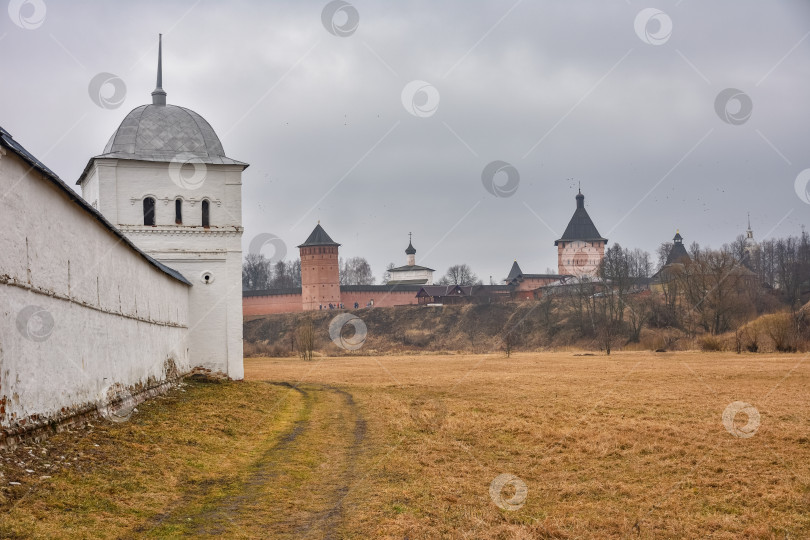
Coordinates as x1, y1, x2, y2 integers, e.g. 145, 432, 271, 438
77, 35, 247, 185
100, 104, 241, 165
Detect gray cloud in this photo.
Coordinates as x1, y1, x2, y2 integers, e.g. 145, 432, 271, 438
2, 0, 809, 282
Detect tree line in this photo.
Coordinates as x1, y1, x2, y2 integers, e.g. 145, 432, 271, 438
536, 231, 810, 354
242, 254, 377, 290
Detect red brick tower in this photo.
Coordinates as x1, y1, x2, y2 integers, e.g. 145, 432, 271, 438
298, 223, 341, 310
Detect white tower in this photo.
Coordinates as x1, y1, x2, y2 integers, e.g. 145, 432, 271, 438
76, 36, 248, 379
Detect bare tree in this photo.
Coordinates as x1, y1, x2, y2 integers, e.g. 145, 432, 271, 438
296, 318, 315, 361
502, 330, 516, 357
340, 257, 376, 285
656, 242, 673, 271
439, 264, 481, 286
242, 253, 272, 290
382, 262, 395, 283
271, 260, 294, 288
678, 249, 756, 334
287, 259, 302, 287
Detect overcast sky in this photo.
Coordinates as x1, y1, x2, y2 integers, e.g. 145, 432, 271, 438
3, 0, 810, 282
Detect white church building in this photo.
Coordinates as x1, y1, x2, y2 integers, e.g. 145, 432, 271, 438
0, 37, 245, 446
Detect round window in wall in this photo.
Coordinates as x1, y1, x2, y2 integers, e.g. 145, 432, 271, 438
200, 271, 215, 284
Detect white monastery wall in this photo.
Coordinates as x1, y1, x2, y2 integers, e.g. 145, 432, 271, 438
0, 148, 190, 436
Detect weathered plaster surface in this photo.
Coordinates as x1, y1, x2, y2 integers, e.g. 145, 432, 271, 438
1, 151, 190, 434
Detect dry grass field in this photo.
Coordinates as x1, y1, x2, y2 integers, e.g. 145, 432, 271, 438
2, 351, 809, 538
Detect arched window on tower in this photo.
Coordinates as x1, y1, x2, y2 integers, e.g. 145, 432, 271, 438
175, 199, 182, 224
201, 199, 210, 228
143, 197, 156, 226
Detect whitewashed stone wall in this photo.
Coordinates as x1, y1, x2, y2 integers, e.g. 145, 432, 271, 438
0, 148, 190, 435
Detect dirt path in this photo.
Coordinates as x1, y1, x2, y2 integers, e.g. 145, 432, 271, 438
142, 382, 366, 539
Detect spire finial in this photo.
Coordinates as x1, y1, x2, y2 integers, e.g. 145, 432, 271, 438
151, 34, 167, 106
747, 212, 751, 229
578, 180, 581, 194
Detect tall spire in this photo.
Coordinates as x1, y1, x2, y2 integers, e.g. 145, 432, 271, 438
151, 34, 167, 106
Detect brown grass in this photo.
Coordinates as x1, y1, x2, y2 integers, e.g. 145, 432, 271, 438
248, 351, 810, 538
1, 351, 808, 538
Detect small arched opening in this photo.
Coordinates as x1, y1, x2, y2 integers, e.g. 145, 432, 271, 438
143, 197, 156, 226
201, 199, 210, 228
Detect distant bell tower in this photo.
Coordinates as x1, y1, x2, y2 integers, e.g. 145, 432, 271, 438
743, 213, 757, 264
298, 223, 341, 310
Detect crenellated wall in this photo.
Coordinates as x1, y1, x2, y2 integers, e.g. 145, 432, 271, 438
242, 286, 421, 316
243, 292, 304, 316
0, 145, 190, 443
